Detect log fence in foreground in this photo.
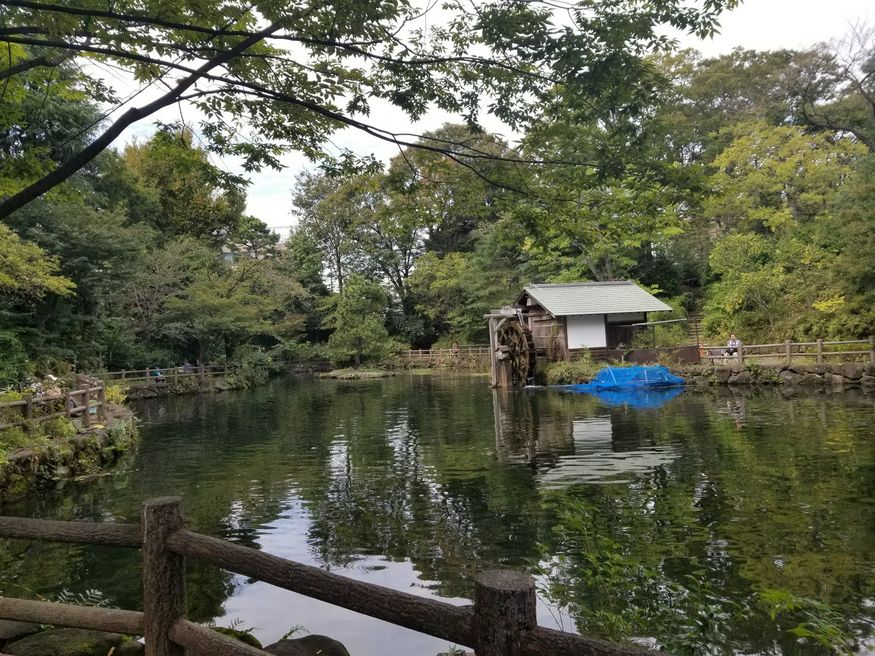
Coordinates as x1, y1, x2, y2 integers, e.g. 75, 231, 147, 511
0, 498, 649, 656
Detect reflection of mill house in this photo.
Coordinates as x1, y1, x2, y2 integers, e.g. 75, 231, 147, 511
487, 281, 672, 387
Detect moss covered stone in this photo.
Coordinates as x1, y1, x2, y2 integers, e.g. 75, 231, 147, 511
5, 628, 126, 656
264, 635, 350, 656
212, 626, 263, 648
0, 620, 41, 649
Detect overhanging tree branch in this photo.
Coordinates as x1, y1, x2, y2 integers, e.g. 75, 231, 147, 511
0, 50, 71, 80
0, 23, 281, 217
1, 0, 736, 215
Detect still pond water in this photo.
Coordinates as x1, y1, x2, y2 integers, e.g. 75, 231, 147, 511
1, 375, 873, 655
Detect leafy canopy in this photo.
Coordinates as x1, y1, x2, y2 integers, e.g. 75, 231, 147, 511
0, 224, 75, 299
1, 0, 736, 216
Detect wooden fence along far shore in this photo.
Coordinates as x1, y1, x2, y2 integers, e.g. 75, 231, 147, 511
0, 499, 649, 656
97, 364, 230, 386
403, 346, 491, 365
698, 337, 875, 365
400, 338, 875, 366
0, 385, 105, 431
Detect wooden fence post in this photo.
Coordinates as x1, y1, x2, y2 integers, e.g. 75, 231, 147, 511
121, 370, 126, 381
473, 570, 536, 656
816, 338, 823, 364
97, 387, 105, 422
738, 346, 744, 366
785, 340, 792, 365
24, 395, 33, 423
142, 497, 186, 656
870, 335, 875, 365
82, 390, 91, 428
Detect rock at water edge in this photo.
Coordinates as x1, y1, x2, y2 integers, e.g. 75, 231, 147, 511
5, 628, 127, 656
264, 634, 351, 656
0, 620, 41, 649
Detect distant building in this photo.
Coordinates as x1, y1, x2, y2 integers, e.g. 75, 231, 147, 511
220, 240, 285, 265
486, 281, 672, 387
518, 281, 672, 353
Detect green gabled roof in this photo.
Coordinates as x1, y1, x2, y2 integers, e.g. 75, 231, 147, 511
519, 281, 672, 317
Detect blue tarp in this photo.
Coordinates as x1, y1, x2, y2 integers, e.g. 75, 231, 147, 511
567, 365, 685, 392
586, 386, 684, 409
558, 366, 685, 409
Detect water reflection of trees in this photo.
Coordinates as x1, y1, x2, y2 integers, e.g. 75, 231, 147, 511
300, 379, 549, 598
1, 380, 872, 654
534, 390, 875, 654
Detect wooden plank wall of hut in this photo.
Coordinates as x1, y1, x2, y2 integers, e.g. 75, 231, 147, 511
525, 307, 566, 360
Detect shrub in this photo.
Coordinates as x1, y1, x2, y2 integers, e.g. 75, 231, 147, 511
40, 417, 77, 440
105, 419, 137, 453
543, 350, 600, 385
230, 345, 271, 386
0, 332, 31, 387
0, 426, 31, 461
0, 390, 24, 426
104, 385, 128, 405
271, 340, 330, 366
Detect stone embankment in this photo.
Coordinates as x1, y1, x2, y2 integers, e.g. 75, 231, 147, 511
0, 622, 350, 656
0, 403, 137, 498
123, 376, 245, 400
677, 362, 875, 388
316, 369, 397, 380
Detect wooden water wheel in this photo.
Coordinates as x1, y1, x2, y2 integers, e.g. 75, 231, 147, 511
496, 319, 535, 386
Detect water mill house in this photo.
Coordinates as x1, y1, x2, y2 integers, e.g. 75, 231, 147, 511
486, 281, 673, 387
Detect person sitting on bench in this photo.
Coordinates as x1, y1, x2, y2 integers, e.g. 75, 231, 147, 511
724, 333, 741, 357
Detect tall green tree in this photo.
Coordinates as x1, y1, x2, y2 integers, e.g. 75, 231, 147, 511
654, 48, 810, 163
122, 128, 247, 241
0, 224, 74, 299
0, 45, 107, 198
703, 121, 865, 235
291, 171, 368, 293
798, 25, 875, 151
325, 276, 399, 368
383, 125, 513, 256
702, 123, 866, 340
509, 99, 692, 282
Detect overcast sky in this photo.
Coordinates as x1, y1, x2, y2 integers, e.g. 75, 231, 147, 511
120, 0, 874, 234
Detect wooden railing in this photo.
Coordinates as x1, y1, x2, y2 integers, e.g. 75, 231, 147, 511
95, 364, 229, 386
403, 346, 491, 361
0, 498, 648, 656
698, 337, 875, 365
0, 386, 105, 431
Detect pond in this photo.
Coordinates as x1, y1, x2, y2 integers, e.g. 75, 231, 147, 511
0, 375, 873, 655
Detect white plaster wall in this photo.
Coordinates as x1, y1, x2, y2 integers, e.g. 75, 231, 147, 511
566, 315, 606, 348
